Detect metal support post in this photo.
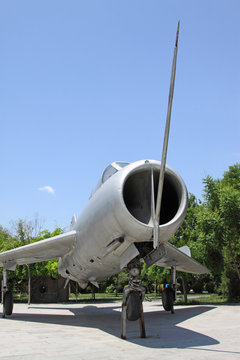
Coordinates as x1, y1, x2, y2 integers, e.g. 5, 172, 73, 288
170, 266, 177, 314
171, 266, 177, 299
1, 279, 3, 305
121, 302, 127, 339
2, 269, 8, 318
139, 304, 146, 338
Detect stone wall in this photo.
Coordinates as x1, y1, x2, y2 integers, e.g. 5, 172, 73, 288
30, 276, 69, 303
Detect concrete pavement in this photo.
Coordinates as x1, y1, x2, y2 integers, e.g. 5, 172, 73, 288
0, 301, 239, 359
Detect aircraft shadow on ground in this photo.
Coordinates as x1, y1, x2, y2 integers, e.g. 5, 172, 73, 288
1, 303, 222, 349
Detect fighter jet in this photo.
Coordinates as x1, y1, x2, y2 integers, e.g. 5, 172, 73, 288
0, 23, 208, 323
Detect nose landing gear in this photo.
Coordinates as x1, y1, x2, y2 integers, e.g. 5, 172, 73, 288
121, 263, 146, 339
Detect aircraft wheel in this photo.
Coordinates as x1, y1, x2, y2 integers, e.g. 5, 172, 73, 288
126, 291, 142, 321
3, 290, 13, 316
162, 287, 174, 312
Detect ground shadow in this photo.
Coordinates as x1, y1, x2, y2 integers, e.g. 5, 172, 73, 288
1, 302, 223, 349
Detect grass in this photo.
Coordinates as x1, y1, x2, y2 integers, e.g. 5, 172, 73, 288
175, 293, 228, 305
63, 292, 229, 304
69, 292, 122, 302
12, 291, 229, 304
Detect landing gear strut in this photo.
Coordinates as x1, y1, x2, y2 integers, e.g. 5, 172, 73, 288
1, 269, 13, 318
121, 262, 146, 339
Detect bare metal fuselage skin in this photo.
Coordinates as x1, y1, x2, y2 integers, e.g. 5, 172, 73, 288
58, 160, 188, 288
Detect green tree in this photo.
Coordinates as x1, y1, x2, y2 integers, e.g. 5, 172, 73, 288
105, 270, 129, 295
199, 164, 240, 301
140, 263, 167, 295
1, 221, 65, 300
0, 226, 17, 252
170, 194, 207, 301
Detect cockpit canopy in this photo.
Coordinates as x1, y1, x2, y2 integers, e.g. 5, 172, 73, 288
90, 161, 129, 198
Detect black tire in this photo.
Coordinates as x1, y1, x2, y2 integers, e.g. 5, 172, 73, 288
3, 290, 13, 316
162, 287, 174, 312
126, 291, 142, 321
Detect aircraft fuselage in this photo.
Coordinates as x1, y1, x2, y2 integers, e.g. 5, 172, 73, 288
58, 159, 188, 288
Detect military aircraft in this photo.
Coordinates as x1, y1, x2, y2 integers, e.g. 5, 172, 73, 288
0, 23, 208, 322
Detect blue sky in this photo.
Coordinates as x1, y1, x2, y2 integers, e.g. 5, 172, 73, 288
1, 1, 239, 233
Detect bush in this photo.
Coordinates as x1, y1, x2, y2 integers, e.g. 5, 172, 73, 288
220, 267, 240, 302
105, 284, 116, 294
205, 281, 215, 293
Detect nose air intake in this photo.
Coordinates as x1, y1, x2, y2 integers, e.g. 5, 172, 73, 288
123, 167, 181, 225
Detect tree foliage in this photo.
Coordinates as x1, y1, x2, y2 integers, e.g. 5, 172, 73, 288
0, 220, 64, 281
200, 164, 240, 300
169, 164, 240, 302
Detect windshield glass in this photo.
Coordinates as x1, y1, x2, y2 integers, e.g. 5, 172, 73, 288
115, 162, 130, 168
89, 161, 129, 198
102, 165, 117, 183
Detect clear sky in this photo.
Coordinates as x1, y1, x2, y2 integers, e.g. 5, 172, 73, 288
1, 1, 239, 233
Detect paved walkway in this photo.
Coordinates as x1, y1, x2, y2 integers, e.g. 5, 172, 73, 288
0, 301, 239, 359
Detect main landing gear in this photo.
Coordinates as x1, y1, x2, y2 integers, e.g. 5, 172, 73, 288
1, 269, 13, 318
121, 262, 146, 339
162, 266, 176, 314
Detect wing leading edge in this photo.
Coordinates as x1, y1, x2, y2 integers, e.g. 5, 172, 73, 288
155, 242, 209, 274
0, 230, 77, 270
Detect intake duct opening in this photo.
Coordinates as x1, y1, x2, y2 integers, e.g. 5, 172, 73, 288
123, 168, 181, 225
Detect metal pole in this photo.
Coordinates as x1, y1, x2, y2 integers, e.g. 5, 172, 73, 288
2, 269, 8, 318
139, 305, 146, 338
121, 302, 127, 339
155, 22, 180, 246
1, 278, 3, 305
